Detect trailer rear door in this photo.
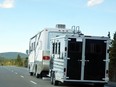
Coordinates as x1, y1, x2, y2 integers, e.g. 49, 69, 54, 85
84, 39, 106, 80
67, 38, 82, 80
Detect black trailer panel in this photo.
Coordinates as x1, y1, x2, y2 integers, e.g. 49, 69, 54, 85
67, 38, 82, 80
84, 39, 106, 80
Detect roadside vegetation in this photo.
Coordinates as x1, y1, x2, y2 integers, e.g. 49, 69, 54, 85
109, 32, 116, 82
0, 54, 28, 67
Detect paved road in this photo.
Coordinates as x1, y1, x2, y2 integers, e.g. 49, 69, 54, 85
0, 66, 53, 87
0, 66, 113, 87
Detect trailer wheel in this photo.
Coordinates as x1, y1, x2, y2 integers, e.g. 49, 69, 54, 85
52, 72, 59, 86
29, 72, 33, 76
39, 72, 43, 78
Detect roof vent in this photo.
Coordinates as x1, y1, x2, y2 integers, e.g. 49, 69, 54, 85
56, 24, 66, 29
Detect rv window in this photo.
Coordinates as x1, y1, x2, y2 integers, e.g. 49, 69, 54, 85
32, 43, 33, 50
34, 42, 35, 50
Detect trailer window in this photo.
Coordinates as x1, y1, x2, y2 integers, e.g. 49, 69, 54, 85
52, 43, 55, 54
55, 43, 57, 54
58, 42, 60, 55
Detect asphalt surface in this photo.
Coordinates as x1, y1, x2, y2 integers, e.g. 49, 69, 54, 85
0, 66, 53, 87
0, 66, 115, 87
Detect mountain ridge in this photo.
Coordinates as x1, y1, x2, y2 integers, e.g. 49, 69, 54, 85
0, 52, 28, 59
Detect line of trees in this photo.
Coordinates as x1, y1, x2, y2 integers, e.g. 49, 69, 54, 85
0, 54, 28, 67
15, 54, 28, 67
109, 32, 116, 82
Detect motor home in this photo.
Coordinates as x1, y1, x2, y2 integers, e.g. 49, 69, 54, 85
49, 33, 110, 87
28, 24, 74, 78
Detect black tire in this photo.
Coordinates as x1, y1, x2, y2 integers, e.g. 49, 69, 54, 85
35, 72, 44, 78
35, 73, 40, 78
29, 72, 33, 76
39, 72, 43, 78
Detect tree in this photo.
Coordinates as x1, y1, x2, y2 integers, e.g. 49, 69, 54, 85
110, 32, 116, 59
109, 32, 116, 81
16, 54, 23, 66
24, 57, 28, 67
0, 56, 5, 66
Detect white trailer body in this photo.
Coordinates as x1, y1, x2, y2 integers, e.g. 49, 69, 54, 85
50, 34, 110, 86
28, 25, 74, 77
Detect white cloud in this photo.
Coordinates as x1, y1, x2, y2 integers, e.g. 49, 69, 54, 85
87, 0, 104, 7
0, 0, 15, 8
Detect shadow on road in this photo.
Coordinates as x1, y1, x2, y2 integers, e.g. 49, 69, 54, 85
55, 82, 102, 87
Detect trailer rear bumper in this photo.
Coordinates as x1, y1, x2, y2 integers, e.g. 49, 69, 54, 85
64, 80, 108, 84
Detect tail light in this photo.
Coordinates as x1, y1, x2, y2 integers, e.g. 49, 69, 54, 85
43, 56, 50, 60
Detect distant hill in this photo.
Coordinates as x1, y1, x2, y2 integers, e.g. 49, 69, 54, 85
0, 52, 28, 59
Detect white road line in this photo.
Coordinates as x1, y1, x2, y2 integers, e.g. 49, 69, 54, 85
20, 75, 24, 78
15, 72, 18, 74
30, 81, 37, 85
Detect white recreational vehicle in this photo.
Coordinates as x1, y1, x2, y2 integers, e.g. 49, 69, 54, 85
49, 33, 110, 86
28, 24, 74, 78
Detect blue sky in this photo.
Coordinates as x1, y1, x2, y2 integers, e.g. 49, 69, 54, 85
0, 0, 116, 53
